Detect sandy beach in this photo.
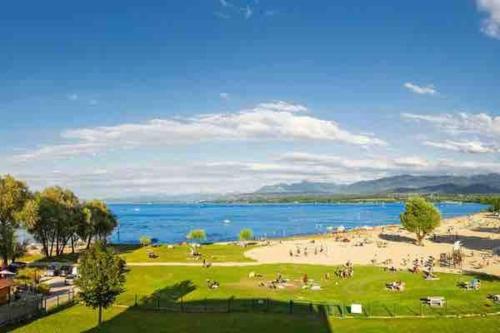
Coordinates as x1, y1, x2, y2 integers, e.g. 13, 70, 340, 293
246, 212, 500, 276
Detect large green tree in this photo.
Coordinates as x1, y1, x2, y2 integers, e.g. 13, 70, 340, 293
76, 242, 125, 326
20, 187, 83, 257
78, 200, 117, 249
0, 175, 30, 265
400, 196, 441, 246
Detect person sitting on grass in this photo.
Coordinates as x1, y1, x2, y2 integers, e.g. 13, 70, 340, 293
206, 279, 219, 289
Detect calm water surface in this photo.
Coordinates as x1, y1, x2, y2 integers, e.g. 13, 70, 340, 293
108, 202, 486, 244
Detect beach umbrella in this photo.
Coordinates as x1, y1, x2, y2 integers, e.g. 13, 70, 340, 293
337, 225, 346, 232
0, 269, 15, 277
453, 241, 462, 251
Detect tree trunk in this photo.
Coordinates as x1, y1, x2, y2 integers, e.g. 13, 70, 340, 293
98, 305, 102, 326
416, 233, 424, 246
71, 237, 75, 254
86, 235, 92, 249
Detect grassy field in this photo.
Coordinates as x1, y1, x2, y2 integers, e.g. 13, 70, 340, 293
5, 264, 500, 332
113, 243, 257, 263
115, 265, 499, 316
6, 304, 499, 333
18, 243, 256, 264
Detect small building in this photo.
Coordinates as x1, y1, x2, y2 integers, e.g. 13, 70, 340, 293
0, 279, 14, 305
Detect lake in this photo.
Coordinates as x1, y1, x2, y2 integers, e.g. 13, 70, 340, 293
108, 202, 486, 244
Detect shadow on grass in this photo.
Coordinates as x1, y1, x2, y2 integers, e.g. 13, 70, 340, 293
30, 252, 80, 264
82, 282, 333, 333
110, 244, 141, 256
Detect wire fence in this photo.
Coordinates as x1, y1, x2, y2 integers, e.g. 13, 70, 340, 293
0, 290, 76, 328
117, 294, 500, 319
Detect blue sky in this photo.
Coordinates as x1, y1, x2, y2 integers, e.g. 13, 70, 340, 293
1, 0, 500, 198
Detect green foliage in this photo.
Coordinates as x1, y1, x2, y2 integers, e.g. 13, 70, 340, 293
0, 175, 30, 264
76, 242, 126, 325
79, 200, 117, 248
479, 196, 500, 212
139, 236, 152, 247
36, 283, 51, 295
238, 228, 253, 242
186, 229, 206, 243
15, 267, 42, 284
400, 196, 441, 245
19, 187, 83, 257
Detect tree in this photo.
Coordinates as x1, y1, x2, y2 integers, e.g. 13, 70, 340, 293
139, 235, 152, 247
186, 229, 206, 243
239, 228, 253, 245
79, 200, 117, 249
76, 242, 125, 326
0, 175, 30, 265
400, 196, 441, 246
20, 187, 83, 257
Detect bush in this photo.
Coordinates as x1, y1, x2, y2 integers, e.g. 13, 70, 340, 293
37, 283, 51, 295
239, 228, 253, 242
186, 229, 206, 243
139, 236, 152, 247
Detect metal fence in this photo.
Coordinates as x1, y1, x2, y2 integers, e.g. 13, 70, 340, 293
0, 290, 76, 328
119, 295, 500, 318
0, 295, 44, 327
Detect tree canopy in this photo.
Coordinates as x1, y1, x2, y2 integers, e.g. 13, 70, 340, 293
0, 175, 30, 265
76, 242, 125, 326
239, 228, 253, 242
19, 186, 84, 256
400, 196, 441, 245
187, 229, 206, 243
79, 200, 117, 249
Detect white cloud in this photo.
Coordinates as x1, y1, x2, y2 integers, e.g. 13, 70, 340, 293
477, 0, 500, 39
403, 82, 437, 95
242, 5, 253, 19
219, 92, 230, 100
403, 112, 500, 154
424, 140, 500, 154
12, 102, 385, 162
402, 112, 500, 136
67, 94, 78, 101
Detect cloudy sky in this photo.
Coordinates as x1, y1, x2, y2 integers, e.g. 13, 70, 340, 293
1, 0, 500, 198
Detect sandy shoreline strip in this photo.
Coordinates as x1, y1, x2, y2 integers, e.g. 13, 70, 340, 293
245, 212, 500, 276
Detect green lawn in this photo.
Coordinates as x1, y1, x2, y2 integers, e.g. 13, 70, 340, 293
19, 243, 257, 264
116, 265, 500, 317
328, 316, 500, 333
5, 264, 500, 332
113, 243, 257, 263
6, 304, 499, 333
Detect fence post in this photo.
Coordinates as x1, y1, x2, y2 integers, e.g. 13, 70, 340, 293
309, 302, 313, 313
204, 298, 207, 312
227, 298, 231, 313
289, 300, 293, 314
180, 297, 184, 312
157, 297, 160, 310
135, 294, 138, 307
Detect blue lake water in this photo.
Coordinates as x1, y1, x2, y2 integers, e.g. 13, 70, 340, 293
108, 202, 487, 244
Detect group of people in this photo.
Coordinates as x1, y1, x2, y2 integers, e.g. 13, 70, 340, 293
386, 280, 406, 292
289, 244, 326, 258
335, 261, 354, 278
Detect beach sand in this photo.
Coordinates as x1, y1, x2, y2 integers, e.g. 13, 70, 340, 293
245, 212, 500, 276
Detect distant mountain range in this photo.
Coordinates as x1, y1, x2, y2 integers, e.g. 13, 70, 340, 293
105, 173, 500, 203
255, 173, 500, 195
